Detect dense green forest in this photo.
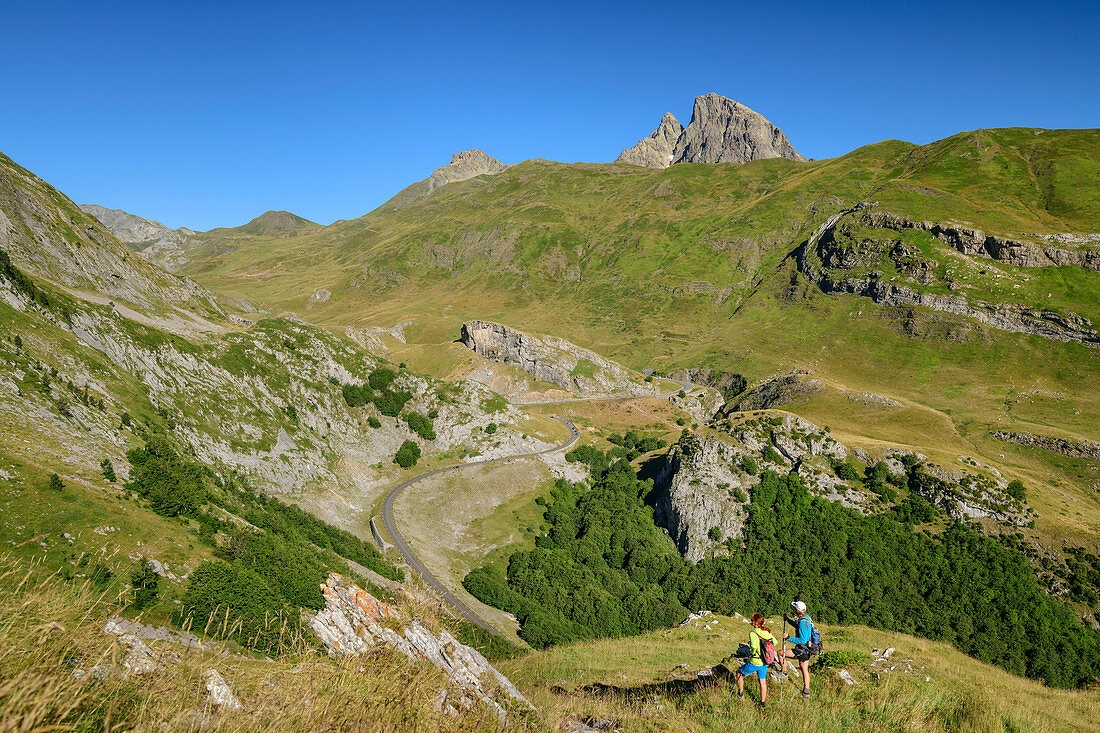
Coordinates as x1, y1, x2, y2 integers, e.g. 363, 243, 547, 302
464, 453, 1100, 689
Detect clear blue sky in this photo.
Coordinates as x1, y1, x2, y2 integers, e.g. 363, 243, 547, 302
1, 1, 1097, 230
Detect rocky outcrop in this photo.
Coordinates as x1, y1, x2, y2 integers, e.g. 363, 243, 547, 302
655, 415, 862, 562
426, 149, 506, 194
655, 434, 751, 562
722, 370, 824, 412
795, 205, 1100, 347
307, 574, 532, 721
459, 320, 659, 397
991, 431, 1100, 460
667, 368, 746, 396
80, 204, 198, 271
863, 211, 1100, 272
819, 275, 1099, 346
615, 113, 684, 168
616, 94, 806, 168
658, 413, 1036, 561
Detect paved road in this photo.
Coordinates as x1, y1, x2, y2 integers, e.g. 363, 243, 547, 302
379, 416, 581, 634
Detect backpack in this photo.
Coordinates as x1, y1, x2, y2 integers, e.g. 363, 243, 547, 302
805, 617, 823, 656
757, 632, 778, 666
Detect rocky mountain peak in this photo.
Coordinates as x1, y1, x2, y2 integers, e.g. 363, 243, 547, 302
616, 93, 806, 168
425, 149, 506, 194
615, 112, 685, 168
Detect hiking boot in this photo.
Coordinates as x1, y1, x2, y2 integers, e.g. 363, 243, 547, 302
758, 701, 767, 713
801, 688, 811, 698
736, 692, 744, 700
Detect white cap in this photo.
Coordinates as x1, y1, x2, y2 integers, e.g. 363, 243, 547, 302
791, 600, 807, 613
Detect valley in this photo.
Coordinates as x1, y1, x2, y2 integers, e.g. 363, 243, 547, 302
1, 93, 1099, 730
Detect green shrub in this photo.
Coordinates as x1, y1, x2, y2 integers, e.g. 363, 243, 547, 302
394, 440, 421, 468
1006, 479, 1026, 501
404, 412, 436, 440
485, 423, 497, 435
100, 459, 116, 482
739, 455, 758, 476
368, 416, 381, 429
368, 368, 397, 391
130, 558, 160, 610
811, 649, 873, 671
733, 488, 748, 503
834, 462, 861, 481
762, 446, 783, 464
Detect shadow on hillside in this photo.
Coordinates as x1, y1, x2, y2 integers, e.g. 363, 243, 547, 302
557, 664, 735, 701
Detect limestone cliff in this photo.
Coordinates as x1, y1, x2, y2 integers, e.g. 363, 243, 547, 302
656, 412, 1033, 562
795, 204, 1100, 347
459, 320, 660, 398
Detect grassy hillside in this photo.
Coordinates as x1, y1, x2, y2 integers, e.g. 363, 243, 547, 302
500, 611, 1100, 732
176, 127, 1100, 550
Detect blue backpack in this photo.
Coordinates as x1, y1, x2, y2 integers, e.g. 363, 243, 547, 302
804, 616, 823, 655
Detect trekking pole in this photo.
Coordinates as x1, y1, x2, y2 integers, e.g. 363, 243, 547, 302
780, 623, 785, 702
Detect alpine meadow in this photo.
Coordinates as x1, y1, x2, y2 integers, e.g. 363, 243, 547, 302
1, 4, 1099, 729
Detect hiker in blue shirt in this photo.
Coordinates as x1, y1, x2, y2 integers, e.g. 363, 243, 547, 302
780, 600, 814, 698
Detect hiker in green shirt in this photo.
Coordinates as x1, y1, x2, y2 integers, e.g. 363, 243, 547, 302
734, 612, 777, 712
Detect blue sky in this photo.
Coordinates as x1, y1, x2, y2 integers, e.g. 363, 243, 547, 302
1, 1, 1097, 230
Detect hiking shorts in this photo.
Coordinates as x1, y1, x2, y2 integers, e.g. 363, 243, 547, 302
791, 643, 812, 662
739, 662, 769, 680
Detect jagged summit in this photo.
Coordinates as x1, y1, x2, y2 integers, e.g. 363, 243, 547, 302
425, 149, 506, 194
616, 93, 807, 168
615, 112, 684, 168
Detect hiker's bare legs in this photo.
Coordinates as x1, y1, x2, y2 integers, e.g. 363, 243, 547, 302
758, 675, 767, 704
798, 658, 810, 691
736, 672, 745, 696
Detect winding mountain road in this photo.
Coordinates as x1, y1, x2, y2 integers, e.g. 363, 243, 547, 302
380, 416, 581, 634
379, 378, 699, 635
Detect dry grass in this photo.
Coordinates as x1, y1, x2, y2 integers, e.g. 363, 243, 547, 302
499, 614, 1100, 732
0, 554, 532, 732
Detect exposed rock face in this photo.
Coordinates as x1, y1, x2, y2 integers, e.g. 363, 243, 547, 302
655, 434, 751, 562
723, 370, 824, 412
863, 211, 1100, 272
426, 149, 507, 194
667, 368, 746, 395
819, 275, 1099, 346
673, 94, 807, 165
796, 204, 1100, 347
616, 94, 806, 168
657, 413, 1035, 561
991, 431, 1100, 460
655, 415, 861, 562
616, 113, 684, 168
459, 320, 659, 397
79, 204, 198, 271
307, 574, 532, 721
